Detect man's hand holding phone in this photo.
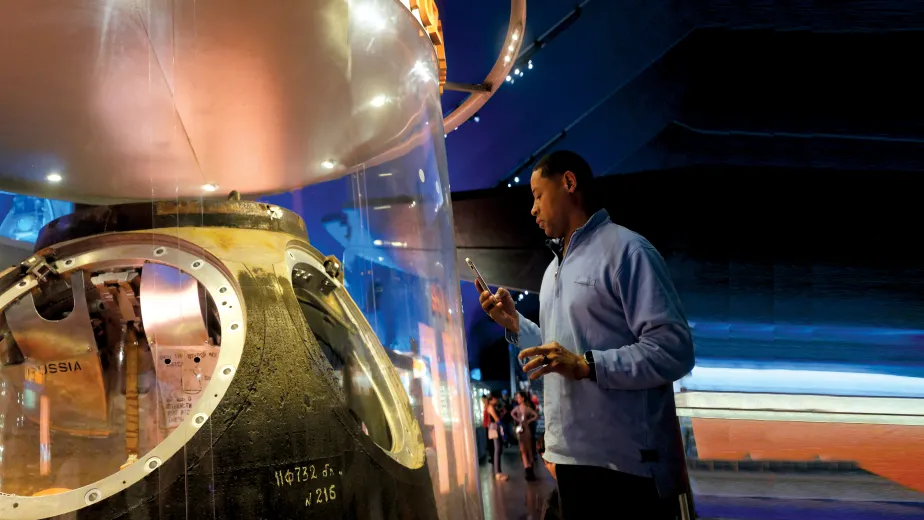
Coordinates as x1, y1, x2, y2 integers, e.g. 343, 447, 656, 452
477, 279, 519, 333
467, 257, 519, 332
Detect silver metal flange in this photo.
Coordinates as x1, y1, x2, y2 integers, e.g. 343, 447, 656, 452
0, 240, 245, 519
284, 243, 425, 470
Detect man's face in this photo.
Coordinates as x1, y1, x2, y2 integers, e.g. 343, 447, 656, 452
530, 169, 569, 238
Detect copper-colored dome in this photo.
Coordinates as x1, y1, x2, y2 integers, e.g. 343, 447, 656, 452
0, 0, 441, 203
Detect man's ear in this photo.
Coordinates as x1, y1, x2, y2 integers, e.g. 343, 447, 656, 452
563, 171, 577, 193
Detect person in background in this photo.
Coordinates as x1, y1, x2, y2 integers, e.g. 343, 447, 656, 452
498, 389, 514, 446
481, 395, 494, 467
486, 394, 508, 481
478, 150, 695, 519
511, 390, 539, 480
528, 392, 541, 460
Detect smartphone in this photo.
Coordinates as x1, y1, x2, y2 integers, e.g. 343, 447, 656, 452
465, 257, 489, 293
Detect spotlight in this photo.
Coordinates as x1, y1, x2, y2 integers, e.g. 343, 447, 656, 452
411, 60, 435, 83
353, 3, 387, 32
45, 172, 63, 183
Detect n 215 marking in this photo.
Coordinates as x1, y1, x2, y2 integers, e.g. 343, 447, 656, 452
305, 485, 337, 507
273, 463, 341, 487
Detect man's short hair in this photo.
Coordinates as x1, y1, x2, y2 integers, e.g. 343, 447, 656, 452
533, 150, 594, 193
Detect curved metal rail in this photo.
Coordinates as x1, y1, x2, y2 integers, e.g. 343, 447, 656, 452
441, 0, 527, 133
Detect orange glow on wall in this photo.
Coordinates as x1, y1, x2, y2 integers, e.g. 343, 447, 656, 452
442, 330, 470, 487
692, 418, 924, 493
429, 285, 454, 326
419, 323, 450, 494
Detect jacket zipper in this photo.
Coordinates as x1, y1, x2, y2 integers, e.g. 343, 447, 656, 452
554, 228, 583, 297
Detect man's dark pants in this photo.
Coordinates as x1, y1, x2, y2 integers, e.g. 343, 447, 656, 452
554, 464, 682, 519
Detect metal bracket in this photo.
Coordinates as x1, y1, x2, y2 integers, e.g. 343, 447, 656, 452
443, 82, 490, 93
19, 254, 58, 284
6, 270, 99, 360
323, 255, 343, 284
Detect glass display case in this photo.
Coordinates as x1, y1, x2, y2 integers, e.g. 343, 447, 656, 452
0, 0, 479, 518
260, 143, 481, 520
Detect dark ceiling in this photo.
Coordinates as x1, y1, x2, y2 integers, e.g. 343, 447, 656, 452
438, 0, 924, 190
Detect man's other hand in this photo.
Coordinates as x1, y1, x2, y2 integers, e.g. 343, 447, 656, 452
518, 342, 591, 381
477, 280, 519, 332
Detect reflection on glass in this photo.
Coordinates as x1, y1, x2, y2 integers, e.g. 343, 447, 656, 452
0, 263, 220, 496
0, 192, 73, 244
262, 126, 481, 519
293, 261, 393, 451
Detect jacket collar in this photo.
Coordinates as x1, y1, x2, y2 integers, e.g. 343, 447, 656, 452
545, 209, 610, 260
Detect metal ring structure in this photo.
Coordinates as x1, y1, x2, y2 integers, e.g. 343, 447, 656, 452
284, 244, 425, 470
441, 0, 527, 133
0, 240, 245, 520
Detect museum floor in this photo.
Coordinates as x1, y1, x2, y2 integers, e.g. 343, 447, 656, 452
479, 447, 556, 520
477, 447, 924, 519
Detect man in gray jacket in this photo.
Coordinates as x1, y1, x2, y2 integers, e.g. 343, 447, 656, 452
479, 151, 695, 519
